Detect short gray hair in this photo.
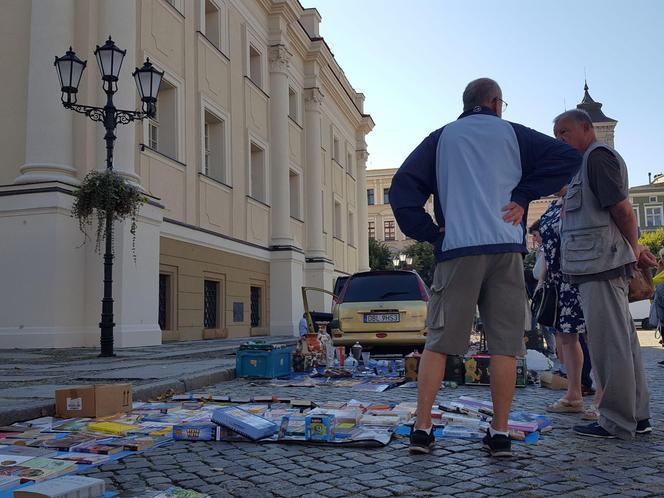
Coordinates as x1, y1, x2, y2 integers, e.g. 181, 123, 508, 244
553, 109, 593, 127
463, 78, 501, 112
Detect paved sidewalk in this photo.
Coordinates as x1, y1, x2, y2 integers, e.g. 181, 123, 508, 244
0, 336, 297, 425
81, 343, 664, 497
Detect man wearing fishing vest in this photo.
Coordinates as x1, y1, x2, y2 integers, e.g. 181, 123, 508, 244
555, 109, 656, 440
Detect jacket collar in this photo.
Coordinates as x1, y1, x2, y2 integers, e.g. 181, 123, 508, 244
458, 106, 498, 120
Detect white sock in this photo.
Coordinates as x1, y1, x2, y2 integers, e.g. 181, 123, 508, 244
489, 426, 509, 437
416, 425, 433, 434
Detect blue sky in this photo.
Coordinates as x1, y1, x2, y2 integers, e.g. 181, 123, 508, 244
309, 0, 663, 187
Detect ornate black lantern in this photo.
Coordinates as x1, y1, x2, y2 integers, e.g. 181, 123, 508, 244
132, 58, 164, 117
54, 48, 87, 104
94, 36, 126, 85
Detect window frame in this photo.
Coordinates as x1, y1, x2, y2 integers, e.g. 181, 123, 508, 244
645, 205, 663, 228
248, 132, 270, 204
384, 219, 396, 241
289, 167, 303, 220
368, 220, 376, 240
383, 187, 390, 205
200, 96, 231, 185
201, 0, 229, 54
367, 188, 375, 206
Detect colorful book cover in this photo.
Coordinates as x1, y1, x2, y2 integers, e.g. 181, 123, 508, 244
172, 425, 217, 441
102, 436, 155, 451
49, 418, 92, 432
211, 407, 277, 440
70, 440, 123, 455
52, 451, 110, 465
86, 421, 138, 436
0, 453, 34, 467
145, 486, 210, 498
39, 434, 94, 452
0, 445, 54, 459
0, 475, 21, 490
0, 457, 75, 483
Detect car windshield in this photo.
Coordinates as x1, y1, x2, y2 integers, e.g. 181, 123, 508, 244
342, 273, 422, 302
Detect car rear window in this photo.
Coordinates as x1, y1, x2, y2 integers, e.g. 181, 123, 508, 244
342, 273, 422, 302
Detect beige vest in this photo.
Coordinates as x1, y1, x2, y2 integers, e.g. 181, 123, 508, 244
560, 142, 635, 276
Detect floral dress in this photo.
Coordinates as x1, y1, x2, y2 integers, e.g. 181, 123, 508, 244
539, 200, 586, 334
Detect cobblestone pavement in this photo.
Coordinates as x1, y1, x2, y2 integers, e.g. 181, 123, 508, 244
80, 346, 664, 497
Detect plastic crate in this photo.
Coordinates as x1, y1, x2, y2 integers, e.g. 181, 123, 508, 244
236, 347, 293, 378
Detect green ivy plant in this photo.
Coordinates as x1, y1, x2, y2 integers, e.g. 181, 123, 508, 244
71, 170, 146, 260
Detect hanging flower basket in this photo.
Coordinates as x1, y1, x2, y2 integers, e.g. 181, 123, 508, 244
71, 170, 146, 258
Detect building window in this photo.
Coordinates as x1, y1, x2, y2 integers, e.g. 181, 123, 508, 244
149, 78, 177, 159
332, 136, 340, 162
384, 220, 395, 241
158, 274, 170, 331
250, 286, 262, 327
347, 151, 353, 175
334, 200, 342, 239
368, 220, 376, 240
203, 280, 219, 329
288, 87, 298, 122
249, 44, 262, 88
650, 196, 658, 203
367, 189, 375, 205
348, 211, 355, 246
289, 169, 301, 218
383, 188, 390, 205
250, 141, 266, 203
321, 191, 326, 232
204, 0, 221, 49
203, 110, 226, 183
645, 206, 663, 228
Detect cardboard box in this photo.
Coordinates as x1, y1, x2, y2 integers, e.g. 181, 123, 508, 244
55, 384, 132, 418
463, 355, 527, 387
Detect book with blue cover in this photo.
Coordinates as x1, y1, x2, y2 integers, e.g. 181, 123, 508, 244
211, 407, 277, 440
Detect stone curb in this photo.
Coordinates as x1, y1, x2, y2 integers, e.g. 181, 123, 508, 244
0, 366, 237, 426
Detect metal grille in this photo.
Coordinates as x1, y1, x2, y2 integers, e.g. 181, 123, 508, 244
204, 280, 218, 329
158, 274, 168, 330
250, 286, 261, 327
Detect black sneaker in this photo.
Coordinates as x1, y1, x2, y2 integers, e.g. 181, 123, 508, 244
482, 431, 512, 457
658, 360, 664, 368
636, 419, 652, 434
409, 427, 435, 454
573, 422, 617, 439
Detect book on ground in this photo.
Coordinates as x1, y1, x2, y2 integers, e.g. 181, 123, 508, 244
12, 475, 105, 497
211, 407, 277, 440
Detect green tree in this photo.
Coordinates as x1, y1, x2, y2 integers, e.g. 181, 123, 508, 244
369, 238, 392, 270
404, 241, 436, 286
639, 228, 664, 256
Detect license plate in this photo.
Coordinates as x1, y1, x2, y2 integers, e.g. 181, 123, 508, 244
364, 313, 400, 323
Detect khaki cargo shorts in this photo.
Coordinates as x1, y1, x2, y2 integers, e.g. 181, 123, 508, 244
425, 253, 526, 357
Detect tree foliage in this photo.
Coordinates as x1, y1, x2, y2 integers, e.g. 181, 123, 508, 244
403, 241, 436, 287
368, 238, 392, 270
639, 228, 664, 256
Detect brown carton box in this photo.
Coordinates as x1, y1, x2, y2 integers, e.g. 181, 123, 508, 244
55, 384, 132, 418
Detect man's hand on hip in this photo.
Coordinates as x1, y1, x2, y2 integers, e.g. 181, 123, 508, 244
502, 202, 524, 226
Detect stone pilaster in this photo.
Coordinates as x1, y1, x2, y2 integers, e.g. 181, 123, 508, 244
268, 44, 293, 247
304, 87, 325, 259
356, 149, 370, 272
15, 0, 78, 185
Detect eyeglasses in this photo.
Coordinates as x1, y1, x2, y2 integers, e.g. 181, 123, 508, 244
493, 97, 508, 113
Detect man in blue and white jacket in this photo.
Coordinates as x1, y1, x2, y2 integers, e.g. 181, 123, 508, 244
391, 78, 581, 457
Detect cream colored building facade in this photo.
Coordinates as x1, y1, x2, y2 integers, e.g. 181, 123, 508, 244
366, 168, 434, 254
0, 0, 373, 348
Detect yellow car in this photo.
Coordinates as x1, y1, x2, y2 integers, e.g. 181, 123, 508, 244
330, 270, 429, 348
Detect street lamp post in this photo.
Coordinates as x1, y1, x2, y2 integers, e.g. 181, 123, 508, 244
54, 37, 164, 357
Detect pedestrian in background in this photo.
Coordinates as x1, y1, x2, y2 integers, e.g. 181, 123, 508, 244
555, 109, 656, 439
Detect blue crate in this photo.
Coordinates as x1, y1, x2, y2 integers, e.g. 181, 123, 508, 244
235, 347, 292, 378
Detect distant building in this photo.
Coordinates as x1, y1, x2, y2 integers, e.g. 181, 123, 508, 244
366, 168, 434, 254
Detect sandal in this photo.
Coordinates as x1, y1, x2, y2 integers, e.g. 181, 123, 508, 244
546, 398, 583, 413
582, 404, 599, 421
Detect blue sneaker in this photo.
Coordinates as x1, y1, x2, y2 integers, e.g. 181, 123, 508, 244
573, 422, 616, 439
